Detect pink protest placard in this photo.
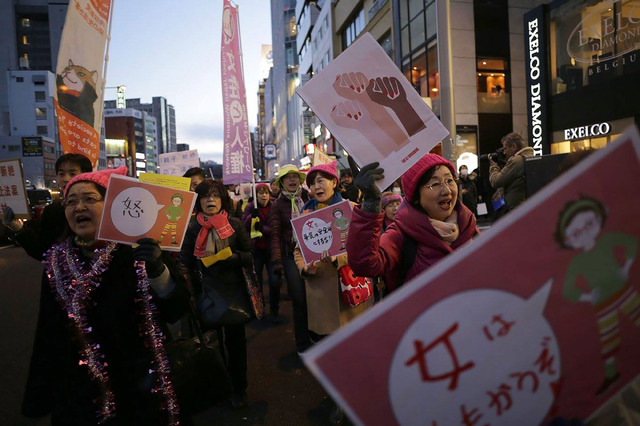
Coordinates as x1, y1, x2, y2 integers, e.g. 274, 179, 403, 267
303, 127, 640, 426
291, 200, 353, 265
97, 175, 196, 251
297, 33, 449, 191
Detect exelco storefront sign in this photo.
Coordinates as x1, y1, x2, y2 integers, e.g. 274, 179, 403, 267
524, 5, 549, 157
564, 122, 612, 141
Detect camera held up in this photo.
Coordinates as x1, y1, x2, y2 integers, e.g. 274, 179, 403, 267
480, 147, 507, 167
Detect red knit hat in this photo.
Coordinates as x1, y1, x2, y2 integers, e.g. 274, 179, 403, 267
255, 182, 270, 192
64, 166, 128, 198
305, 160, 339, 186
401, 154, 456, 203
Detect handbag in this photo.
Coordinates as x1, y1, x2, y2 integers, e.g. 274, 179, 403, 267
166, 310, 232, 415
197, 265, 263, 328
338, 265, 373, 307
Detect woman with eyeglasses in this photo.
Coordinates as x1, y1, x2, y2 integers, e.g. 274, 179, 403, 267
24, 166, 191, 425
178, 178, 253, 409
346, 154, 479, 293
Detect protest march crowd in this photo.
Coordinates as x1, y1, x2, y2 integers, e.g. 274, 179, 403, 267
0, 132, 591, 425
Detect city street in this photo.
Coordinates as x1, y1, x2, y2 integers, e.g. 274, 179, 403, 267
0, 242, 347, 426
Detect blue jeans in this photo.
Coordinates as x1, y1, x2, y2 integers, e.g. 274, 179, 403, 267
253, 248, 280, 314
282, 254, 311, 352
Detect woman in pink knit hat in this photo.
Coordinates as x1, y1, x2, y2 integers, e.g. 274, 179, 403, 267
294, 161, 373, 338
346, 154, 479, 294
24, 166, 191, 424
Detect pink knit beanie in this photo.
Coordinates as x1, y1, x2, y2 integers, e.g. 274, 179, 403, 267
64, 166, 128, 198
401, 154, 456, 203
255, 182, 270, 192
305, 160, 339, 186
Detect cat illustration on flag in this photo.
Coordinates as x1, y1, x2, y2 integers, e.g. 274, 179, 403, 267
56, 59, 98, 127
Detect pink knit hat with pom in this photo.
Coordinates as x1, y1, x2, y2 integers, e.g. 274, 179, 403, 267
401, 154, 456, 203
305, 160, 339, 186
64, 166, 128, 198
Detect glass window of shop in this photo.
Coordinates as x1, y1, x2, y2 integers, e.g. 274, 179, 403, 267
550, 0, 640, 95
476, 58, 511, 113
398, 0, 440, 116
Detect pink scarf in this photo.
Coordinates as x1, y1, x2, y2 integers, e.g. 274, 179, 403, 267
429, 211, 459, 244
194, 210, 235, 257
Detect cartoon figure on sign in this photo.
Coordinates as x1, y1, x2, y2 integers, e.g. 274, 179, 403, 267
158, 193, 184, 246
332, 207, 350, 250
555, 196, 638, 396
56, 59, 98, 127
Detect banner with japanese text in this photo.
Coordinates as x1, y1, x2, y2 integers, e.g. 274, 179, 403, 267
221, 0, 253, 184
303, 127, 640, 425
97, 175, 196, 252
158, 149, 200, 176
0, 159, 30, 220
54, 0, 113, 168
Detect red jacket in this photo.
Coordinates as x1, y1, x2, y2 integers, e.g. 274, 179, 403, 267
346, 200, 477, 292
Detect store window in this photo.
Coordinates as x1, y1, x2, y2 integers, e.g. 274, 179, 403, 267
476, 58, 510, 113
550, 0, 640, 95
550, 118, 632, 153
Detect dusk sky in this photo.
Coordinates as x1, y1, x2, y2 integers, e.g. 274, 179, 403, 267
106, 0, 273, 164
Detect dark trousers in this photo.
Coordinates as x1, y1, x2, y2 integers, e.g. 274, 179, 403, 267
282, 254, 311, 352
253, 248, 280, 314
223, 324, 247, 394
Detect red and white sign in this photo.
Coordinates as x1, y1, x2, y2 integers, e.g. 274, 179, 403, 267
221, 0, 253, 184
303, 127, 640, 425
291, 200, 353, 265
54, 0, 113, 168
297, 33, 449, 190
0, 159, 30, 220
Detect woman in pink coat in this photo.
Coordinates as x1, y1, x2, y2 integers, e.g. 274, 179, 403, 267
346, 154, 478, 293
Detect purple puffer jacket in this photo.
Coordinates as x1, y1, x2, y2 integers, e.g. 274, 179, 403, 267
346, 200, 478, 293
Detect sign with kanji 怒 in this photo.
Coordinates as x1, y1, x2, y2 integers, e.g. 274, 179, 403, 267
97, 174, 196, 251
303, 127, 640, 426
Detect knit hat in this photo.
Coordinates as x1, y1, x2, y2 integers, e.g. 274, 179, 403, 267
306, 160, 338, 186
255, 182, 270, 192
64, 166, 128, 198
274, 164, 306, 188
401, 154, 456, 203
381, 192, 402, 209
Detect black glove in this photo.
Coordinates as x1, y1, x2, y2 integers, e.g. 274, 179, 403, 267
349, 156, 384, 213
133, 238, 165, 278
254, 221, 264, 232
251, 208, 259, 218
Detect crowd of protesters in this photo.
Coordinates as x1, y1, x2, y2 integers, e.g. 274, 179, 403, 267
2, 135, 553, 423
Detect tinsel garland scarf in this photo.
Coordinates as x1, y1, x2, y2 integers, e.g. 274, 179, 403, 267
44, 240, 180, 424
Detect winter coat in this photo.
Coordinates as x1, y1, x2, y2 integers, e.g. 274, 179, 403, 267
178, 215, 252, 300
270, 190, 308, 263
22, 242, 190, 423
347, 201, 478, 293
458, 176, 478, 215
489, 146, 534, 211
242, 200, 273, 251
294, 192, 372, 335
15, 200, 66, 261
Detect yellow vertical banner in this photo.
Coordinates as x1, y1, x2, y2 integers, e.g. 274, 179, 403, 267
54, 0, 113, 168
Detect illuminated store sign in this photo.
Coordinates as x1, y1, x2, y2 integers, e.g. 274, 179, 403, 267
563, 122, 611, 140
524, 5, 549, 156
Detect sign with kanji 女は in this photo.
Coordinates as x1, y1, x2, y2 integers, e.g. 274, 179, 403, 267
303, 127, 640, 425
291, 200, 353, 265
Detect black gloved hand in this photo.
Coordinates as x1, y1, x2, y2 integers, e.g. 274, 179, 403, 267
251, 208, 258, 218
133, 238, 165, 278
254, 221, 264, 232
349, 156, 384, 213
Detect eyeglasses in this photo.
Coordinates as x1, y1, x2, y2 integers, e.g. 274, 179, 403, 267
205, 192, 222, 199
63, 195, 103, 209
425, 178, 457, 192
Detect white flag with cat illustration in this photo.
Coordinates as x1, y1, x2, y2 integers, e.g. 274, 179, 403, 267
54, 0, 113, 168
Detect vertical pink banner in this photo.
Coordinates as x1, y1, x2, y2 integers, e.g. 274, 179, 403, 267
221, 0, 253, 184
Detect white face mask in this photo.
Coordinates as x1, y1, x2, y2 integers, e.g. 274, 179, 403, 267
392, 186, 402, 195
460, 170, 468, 177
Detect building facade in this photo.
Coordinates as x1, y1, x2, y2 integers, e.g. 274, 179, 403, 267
104, 108, 158, 177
